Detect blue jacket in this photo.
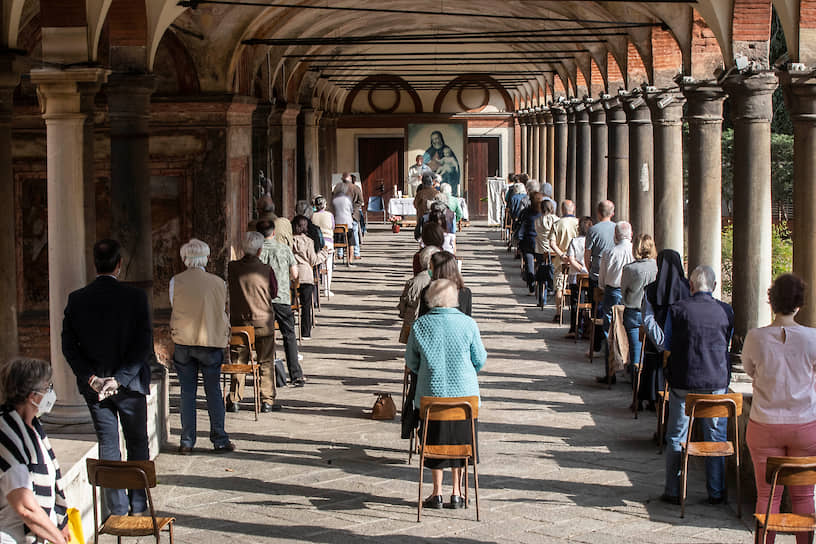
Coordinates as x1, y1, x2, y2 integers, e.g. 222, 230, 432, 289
664, 292, 734, 390
405, 308, 486, 408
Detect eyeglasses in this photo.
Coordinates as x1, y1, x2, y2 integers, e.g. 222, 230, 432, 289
34, 383, 54, 395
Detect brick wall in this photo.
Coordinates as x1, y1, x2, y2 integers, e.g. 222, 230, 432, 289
591, 59, 605, 93
628, 42, 648, 87
732, 0, 772, 41
554, 75, 566, 97
651, 27, 683, 87
691, 9, 724, 79
607, 52, 625, 92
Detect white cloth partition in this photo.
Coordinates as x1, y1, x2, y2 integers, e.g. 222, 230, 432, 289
387, 198, 417, 217
488, 177, 509, 226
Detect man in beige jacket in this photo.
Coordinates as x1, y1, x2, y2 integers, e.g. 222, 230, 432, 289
170, 238, 233, 454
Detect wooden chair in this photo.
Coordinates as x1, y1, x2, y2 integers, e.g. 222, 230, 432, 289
557, 262, 571, 324
417, 396, 480, 522
679, 392, 743, 518
333, 224, 349, 267
754, 456, 816, 543
656, 351, 670, 454
312, 265, 321, 312
402, 367, 420, 464
86, 459, 175, 544
222, 326, 262, 421
290, 279, 302, 342
587, 287, 604, 363
632, 325, 646, 420
574, 274, 591, 344
501, 211, 511, 241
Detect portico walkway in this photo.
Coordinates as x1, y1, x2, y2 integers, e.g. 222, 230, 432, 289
152, 223, 754, 543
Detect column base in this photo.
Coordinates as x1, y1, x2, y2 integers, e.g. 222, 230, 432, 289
41, 402, 92, 425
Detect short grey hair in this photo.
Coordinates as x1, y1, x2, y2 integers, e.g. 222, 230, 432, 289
430, 200, 448, 213
418, 246, 441, 271
440, 183, 452, 196
180, 238, 210, 268
242, 231, 264, 256
690, 265, 717, 293
1, 357, 52, 407
615, 221, 632, 242
426, 279, 459, 309
541, 182, 553, 198
513, 182, 526, 194
526, 180, 540, 194
295, 200, 313, 218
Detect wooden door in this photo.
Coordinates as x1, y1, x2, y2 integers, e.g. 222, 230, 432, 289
358, 138, 404, 201
467, 137, 500, 218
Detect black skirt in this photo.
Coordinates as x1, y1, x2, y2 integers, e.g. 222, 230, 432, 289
419, 419, 479, 469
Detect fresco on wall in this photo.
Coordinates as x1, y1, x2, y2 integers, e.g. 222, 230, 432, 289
407, 124, 464, 197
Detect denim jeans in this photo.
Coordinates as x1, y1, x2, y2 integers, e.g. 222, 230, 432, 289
173, 344, 229, 449
623, 308, 643, 374
351, 220, 361, 257
600, 286, 623, 334
664, 387, 728, 499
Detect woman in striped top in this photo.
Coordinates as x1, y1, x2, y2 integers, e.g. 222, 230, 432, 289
0, 358, 68, 544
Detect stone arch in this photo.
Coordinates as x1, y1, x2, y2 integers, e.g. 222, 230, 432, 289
343, 74, 422, 113
153, 29, 200, 95
433, 74, 513, 113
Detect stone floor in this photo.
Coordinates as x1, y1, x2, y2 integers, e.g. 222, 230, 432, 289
149, 222, 761, 543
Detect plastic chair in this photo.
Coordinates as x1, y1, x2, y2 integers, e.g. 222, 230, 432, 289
679, 392, 743, 518
86, 459, 175, 544
222, 326, 262, 421
367, 195, 386, 223
754, 456, 816, 543
333, 225, 349, 267
417, 396, 480, 522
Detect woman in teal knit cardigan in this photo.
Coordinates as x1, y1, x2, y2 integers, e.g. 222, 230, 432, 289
406, 279, 487, 510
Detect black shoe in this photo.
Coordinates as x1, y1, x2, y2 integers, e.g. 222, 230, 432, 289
177, 446, 193, 455
448, 495, 465, 509
708, 495, 725, 505
226, 401, 239, 413
213, 441, 236, 454
292, 379, 305, 387
660, 493, 681, 505
261, 402, 282, 413
422, 495, 444, 509
596, 375, 616, 384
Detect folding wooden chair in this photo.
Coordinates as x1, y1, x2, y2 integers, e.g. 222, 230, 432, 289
633, 325, 646, 419
86, 459, 175, 544
754, 456, 816, 543
333, 224, 349, 267
402, 367, 419, 464
557, 262, 571, 324
222, 326, 262, 421
679, 392, 743, 518
574, 274, 591, 344
417, 396, 480, 522
656, 351, 670, 454
501, 211, 511, 241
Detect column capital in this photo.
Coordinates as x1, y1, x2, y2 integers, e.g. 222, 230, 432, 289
602, 95, 627, 124
302, 107, 323, 126
721, 71, 778, 122
270, 103, 301, 126
680, 81, 726, 124
778, 69, 816, 122
646, 90, 686, 126
622, 93, 652, 124
535, 111, 547, 125
550, 105, 567, 123
31, 67, 109, 118
573, 103, 589, 123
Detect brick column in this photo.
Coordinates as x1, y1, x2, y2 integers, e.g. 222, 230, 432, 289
588, 100, 608, 210
723, 72, 778, 338
647, 90, 686, 253
681, 82, 726, 293
31, 67, 108, 423
603, 95, 629, 221
780, 70, 816, 326
565, 103, 577, 202
574, 102, 591, 217
551, 105, 568, 203
623, 92, 654, 239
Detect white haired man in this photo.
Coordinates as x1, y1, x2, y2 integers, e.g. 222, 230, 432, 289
595, 221, 634, 383
228, 231, 281, 412
169, 238, 233, 454
662, 266, 733, 506
549, 200, 579, 319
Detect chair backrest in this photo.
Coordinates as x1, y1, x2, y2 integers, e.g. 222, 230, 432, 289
367, 196, 384, 212
419, 396, 479, 421
685, 392, 743, 418
334, 224, 348, 233
87, 459, 156, 490
765, 456, 816, 486
229, 326, 255, 348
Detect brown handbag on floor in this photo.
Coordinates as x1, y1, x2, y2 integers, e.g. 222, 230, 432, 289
372, 392, 397, 420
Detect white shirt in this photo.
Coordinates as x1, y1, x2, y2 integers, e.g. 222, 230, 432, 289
442, 233, 456, 254
742, 324, 816, 424
565, 235, 587, 284
598, 239, 633, 288
332, 195, 353, 227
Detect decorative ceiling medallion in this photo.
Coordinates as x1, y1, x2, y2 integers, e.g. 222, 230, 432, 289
367, 82, 401, 113
457, 83, 490, 111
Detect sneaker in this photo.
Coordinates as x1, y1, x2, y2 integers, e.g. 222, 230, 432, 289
292, 379, 306, 388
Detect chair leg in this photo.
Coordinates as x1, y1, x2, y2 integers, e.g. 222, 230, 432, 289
253, 369, 260, 422
463, 459, 469, 508
680, 449, 689, 518
632, 366, 641, 420
417, 453, 424, 522
754, 519, 761, 544
735, 443, 742, 519
169, 522, 174, 544
588, 319, 595, 363
473, 453, 480, 522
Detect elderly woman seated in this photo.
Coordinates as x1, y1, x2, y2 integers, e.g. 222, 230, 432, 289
0, 358, 69, 544
399, 246, 441, 344
406, 279, 487, 510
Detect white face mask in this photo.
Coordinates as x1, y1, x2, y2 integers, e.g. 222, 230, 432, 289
32, 388, 57, 416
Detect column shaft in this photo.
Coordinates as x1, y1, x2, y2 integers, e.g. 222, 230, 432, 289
648, 92, 685, 253
624, 96, 655, 238
519, 118, 528, 173
781, 72, 816, 326
531, 116, 540, 181
536, 112, 547, 184
302, 108, 322, 198
565, 107, 577, 202
589, 104, 608, 210
280, 105, 300, 216
682, 83, 726, 292
575, 105, 591, 217
552, 107, 568, 203
723, 73, 778, 338
604, 98, 629, 221
526, 115, 535, 175
545, 111, 555, 185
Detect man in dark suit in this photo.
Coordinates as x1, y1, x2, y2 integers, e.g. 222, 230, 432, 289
62, 239, 153, 516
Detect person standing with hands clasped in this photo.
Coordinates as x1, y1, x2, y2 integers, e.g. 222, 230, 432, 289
62, 239, 154, 517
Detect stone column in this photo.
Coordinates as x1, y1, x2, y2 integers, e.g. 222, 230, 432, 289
302, 107, 322, 198
526, 113, 535, 175
603, 95, 629, 221
681, 82, 726, 292
551, 105, 568, 203
647, 90, 686, 253
31, 68, 108, 423
722, 72, 778, 338
545, 109, 555, 185
574, 103, 591, 217
518, 115, 528, 174
623, 92, 654, 239
530, 112, 540, 181
565, 104, 577, 203
536, 111, 547, 184
252, 101, 272, 205
106, 73, 157, 306
280, 104, 300, 217
781, 71, 816, 326
589, 100, 608, 210
0, 56, 21, 364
